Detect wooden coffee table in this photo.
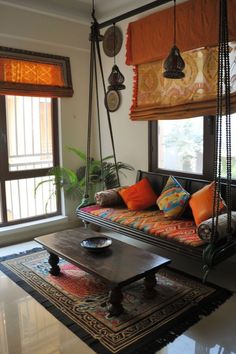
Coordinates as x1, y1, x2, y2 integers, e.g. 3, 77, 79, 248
35, 228, 171, 316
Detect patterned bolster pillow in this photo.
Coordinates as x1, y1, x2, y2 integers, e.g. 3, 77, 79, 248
95, 187, 127, 207
197, 212, 236, 242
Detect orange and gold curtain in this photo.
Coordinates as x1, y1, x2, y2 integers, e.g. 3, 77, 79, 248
131, 45, 236, 121
0, 47, 73, 97
126, 0, 236, 121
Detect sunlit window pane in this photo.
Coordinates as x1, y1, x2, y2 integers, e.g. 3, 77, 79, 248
6, 177, 57, 221
6, 96, 53, 171
158, 117, 203, 174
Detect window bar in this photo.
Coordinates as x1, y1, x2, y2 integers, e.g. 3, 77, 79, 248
48, 178, 52, 212
9, 181, 14, 221
41, 176, 45, 214
33, 178, 38, 215
23, 97, 27, 157
0, 181, 8, 223
39, 98, 43, 162
46, 99, 50, 159
14, 96, 19, 158
31, 98, 35, 156
17, 179, 23, 219
26, 178, 30, 217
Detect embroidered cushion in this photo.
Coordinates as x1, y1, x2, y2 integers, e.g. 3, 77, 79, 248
189, 182, 226, 226
95, 187, 127, 207
119, 178, 158, 210
156, 176, 190, 218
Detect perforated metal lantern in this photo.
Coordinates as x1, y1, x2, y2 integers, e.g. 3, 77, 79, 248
163, 0, 185, 79
163, 45, 185, 79
108, 64, 126, 90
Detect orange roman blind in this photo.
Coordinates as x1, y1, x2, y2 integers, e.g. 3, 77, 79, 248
126, 0, 236, 65
0, 47, 73, 97
126, 0, 236, 121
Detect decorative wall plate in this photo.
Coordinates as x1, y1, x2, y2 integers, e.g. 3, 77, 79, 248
103, 26, 123, 57
105, 90, 121, 112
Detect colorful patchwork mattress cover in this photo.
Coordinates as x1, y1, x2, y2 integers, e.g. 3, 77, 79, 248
80, 205, 205, 247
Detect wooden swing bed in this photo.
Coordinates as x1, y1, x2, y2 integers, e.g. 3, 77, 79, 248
77, 0, 236, 280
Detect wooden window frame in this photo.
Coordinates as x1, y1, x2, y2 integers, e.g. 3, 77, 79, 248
0, 96, 61, 227
148, 116, 230, 182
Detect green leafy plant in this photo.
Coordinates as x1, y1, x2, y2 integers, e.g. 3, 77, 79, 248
35, 147, 134, 209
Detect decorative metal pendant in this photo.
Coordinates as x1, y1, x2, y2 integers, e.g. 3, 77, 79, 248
163, 45, 185, 79
108, 64, 126, 90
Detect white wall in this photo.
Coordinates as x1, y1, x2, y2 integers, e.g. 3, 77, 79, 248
0, 4, 90, 243
0, 4, 158, 245
97, 18, 149, 186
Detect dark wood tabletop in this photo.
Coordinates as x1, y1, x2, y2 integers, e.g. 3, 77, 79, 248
35, 227, 171, 287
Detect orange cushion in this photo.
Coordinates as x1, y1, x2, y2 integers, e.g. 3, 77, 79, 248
189, 182, 226, 226
119, 178, 158, 210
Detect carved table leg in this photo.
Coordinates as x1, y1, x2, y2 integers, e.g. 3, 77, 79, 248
108, 287, 124, 316
48, 253, 60, 276
143, 272, 157, 299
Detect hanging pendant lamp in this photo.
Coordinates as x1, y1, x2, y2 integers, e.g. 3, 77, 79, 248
107, 23, 126, 91
163, 0, 185, 79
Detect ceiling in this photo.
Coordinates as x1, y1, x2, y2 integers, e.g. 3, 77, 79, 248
2, 0, 165, 23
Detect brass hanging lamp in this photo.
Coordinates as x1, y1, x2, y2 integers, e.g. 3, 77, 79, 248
163, 0, 185, 79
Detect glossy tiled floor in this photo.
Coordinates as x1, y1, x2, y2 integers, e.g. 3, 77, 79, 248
0, 236, 236, 354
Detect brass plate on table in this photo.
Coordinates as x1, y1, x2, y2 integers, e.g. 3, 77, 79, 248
105, 90, 121, 112
103, 26, 123, 57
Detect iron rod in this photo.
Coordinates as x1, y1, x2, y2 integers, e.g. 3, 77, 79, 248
99, 0, 172, 29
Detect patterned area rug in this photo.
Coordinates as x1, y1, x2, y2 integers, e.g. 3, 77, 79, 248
0, 249, 232, 354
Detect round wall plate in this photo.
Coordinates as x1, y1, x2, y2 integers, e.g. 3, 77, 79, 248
103, 26, 123, 57
105, 90, 121, 112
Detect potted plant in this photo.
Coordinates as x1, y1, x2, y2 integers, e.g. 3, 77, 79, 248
35, 147, 134, 210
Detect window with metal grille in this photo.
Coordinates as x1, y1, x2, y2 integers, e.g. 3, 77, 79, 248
0, 95, 60, 226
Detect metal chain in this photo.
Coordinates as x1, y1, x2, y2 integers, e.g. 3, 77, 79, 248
222, 0, 232, 233
211, 0, 232, 242
212, 0, 223, 243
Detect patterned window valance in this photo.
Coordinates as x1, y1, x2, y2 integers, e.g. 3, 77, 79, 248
126, 0, 236, 121
0, 47, 73, 97
130, 44, 236, 121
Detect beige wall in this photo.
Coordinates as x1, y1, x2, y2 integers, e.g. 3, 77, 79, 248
0, 4, 91, 243
97, 18, 149, 186
0, 4, 155, 244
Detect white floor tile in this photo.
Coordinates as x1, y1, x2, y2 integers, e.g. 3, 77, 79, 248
0, 239, 235, 354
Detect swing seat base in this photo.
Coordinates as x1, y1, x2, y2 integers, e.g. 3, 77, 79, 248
77, 170, 236, 270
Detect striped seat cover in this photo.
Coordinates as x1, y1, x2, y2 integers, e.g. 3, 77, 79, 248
81, 205, 205, 247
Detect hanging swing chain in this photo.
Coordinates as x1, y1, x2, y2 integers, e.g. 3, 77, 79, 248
212, 0, 223, 243
95, 37, 120, 187
84, 34, 95, 199
84, 7, 105, 199
93, 37, 105, 190
84, 8, 120, 199
223, 0, 232, 233
211, 0, 232, 243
